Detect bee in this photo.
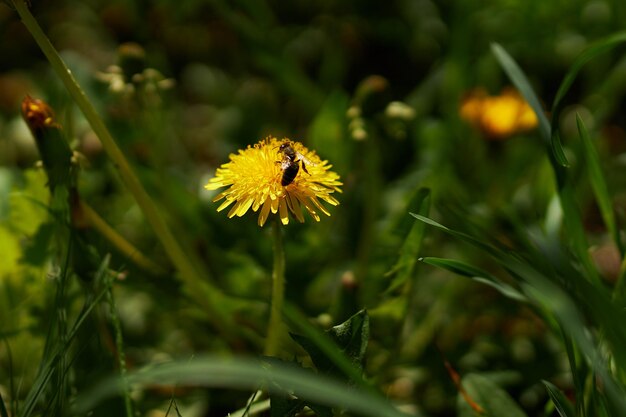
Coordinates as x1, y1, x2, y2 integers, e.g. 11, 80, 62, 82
277, 141, 310, 186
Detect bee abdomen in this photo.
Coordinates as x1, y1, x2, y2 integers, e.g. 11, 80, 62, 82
281, 164, 300, 186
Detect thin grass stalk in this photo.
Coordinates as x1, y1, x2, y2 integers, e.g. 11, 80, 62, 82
105, 272, 133, 417
264, 219, 286, 356
52, 230, 73, 416
10, 0, 231, 334
80, 201, 163, 275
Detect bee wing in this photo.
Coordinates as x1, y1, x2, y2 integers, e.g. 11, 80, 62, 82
296, 152, 315, 167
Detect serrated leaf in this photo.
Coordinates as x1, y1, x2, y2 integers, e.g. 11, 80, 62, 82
543, 380, 575, 417
284, 304, 368, 388
420, 257, 527, 302
457, 374, 528, 417
328, 310, 369, 368
291, 310, 369, 379
577, 114, 622, 254
290, 333, 335, 376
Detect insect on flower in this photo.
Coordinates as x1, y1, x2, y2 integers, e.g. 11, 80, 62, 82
205, 137, 342, 226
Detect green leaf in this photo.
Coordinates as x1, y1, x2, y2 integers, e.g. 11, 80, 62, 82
284, 304, 369, 390
420, 257, 527, 302
491, 43, 569, 167
386, 188, 430, 294
291, 310, 369, 379
457, 374, 528, 417
328, 309, 369, 368
543, 380, 575, 417
577, 114, 622, 254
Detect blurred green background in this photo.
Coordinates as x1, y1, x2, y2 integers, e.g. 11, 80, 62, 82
2, 0, 626, 416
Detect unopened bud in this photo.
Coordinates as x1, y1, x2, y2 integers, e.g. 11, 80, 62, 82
21, 96, 73, 190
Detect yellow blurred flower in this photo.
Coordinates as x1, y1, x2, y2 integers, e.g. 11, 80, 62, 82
460, 88, 538, 139
205, 137, 342, 226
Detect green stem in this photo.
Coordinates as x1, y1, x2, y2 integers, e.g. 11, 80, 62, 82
12, 0, 231, 333
264, 219, 286, 356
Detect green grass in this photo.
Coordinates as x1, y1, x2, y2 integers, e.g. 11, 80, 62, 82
2, 0, 626, 416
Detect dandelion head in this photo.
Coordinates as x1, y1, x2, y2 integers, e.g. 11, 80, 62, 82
205, 137, 342, 227
460, 88, 538, 139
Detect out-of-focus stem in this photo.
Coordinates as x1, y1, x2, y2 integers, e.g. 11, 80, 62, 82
264, 219, 286, 356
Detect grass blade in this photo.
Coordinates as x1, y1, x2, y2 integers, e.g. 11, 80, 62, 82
491, 44, 597, 279
386, 188, 431, 293
19, 261, 111, 417
409, 213, 495, 255
420, 257, 527, 302
457, 374, 527, 417
490, 43, 566, 165
543, 380, 576, 417
551, 32, 626, 124
415, 214, 626, 412
577, 114, 622, 255
76, 356, 411, 417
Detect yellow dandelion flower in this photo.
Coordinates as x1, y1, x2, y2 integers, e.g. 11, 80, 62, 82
205, 137, 342, 227
460, 87, 538, 140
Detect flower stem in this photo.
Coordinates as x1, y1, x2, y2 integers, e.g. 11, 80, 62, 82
265, 219, 286, 356
12, 0, 232, 335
